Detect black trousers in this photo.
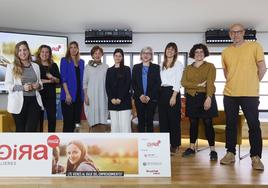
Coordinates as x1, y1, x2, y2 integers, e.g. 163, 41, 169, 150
189, 118, 215, 146
135, 100, 157, 132
40, 98, 57, 132
61, 100, 82, 132
224, 96, 262, 158
158, 87, 181, 147
12, 96, 41, 132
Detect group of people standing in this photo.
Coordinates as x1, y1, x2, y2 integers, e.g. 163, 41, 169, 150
5, 23, 266, 171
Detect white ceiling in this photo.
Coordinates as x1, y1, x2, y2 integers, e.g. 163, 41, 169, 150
1, 0, 268, 33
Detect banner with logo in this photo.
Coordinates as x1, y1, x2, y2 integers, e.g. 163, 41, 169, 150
0, 133, 170, 177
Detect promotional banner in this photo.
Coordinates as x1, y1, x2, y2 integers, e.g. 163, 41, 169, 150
0, 133, 171, 177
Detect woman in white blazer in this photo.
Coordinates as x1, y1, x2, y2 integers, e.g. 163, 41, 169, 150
5, 41, 43, 132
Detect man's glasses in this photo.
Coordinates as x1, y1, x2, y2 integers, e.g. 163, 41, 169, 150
230, 30, 244, 35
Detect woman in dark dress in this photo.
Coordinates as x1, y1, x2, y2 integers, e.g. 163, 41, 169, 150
36, 45, 60, 132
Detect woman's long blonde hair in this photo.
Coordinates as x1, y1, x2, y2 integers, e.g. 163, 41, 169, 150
65, 41, 80, 64
12, 41, 32, 78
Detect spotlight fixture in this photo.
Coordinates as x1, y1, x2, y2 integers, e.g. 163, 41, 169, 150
205, 28, 257, 44
85, 29, 132, 44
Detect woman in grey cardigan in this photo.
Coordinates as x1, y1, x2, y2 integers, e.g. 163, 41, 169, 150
83, 46, 108, 131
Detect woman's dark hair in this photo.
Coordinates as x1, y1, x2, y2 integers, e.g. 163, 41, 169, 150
113, 48, 125, 79
162, 42, 178, 70
189, 43, 209, 58
113, 48, 124, 68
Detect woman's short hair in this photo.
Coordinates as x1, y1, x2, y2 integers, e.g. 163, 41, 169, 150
140, 46, 154, 61
90, 45, 104, 57
189, 43, 209, 58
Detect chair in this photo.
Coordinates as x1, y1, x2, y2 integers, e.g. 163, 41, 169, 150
197, 110, 247, 159
0, 110, 16, 132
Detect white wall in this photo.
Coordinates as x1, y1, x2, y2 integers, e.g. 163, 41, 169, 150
69, 32, 268, 122
69, 32, 268, 53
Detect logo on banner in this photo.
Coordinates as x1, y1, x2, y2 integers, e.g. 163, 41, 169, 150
0, 144, 48, 160
52, 45, 62, 52
47, 135, 60, 148
147, 140, 161, 147
146, 169, 160, 175
143, 162, 162, 166
144, 153, 157, 158
0, 135, 60, 161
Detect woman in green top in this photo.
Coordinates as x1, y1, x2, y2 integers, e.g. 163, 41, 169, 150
181, 43, 218, 160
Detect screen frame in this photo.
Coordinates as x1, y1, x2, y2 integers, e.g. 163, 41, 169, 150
0, 30, 68, 93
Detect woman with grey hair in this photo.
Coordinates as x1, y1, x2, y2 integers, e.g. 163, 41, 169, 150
132, 47, 161, 132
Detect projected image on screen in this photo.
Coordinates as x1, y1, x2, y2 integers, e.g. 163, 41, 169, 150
0, 31, 67, 91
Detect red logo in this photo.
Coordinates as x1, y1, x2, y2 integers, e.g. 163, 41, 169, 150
147, 140, 161, 147
0, 144, 48, 160
52, 45, 62, 52
47, 135, 60, 148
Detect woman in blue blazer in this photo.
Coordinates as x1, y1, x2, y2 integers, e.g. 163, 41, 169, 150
60, 41, 84, 132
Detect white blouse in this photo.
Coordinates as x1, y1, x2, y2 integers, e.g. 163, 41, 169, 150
160, 61, 183, 92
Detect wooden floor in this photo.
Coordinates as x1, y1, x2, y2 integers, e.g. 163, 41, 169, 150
0, 140, 268, 188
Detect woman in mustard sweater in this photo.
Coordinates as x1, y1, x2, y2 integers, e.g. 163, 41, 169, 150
181, 43, 218, 161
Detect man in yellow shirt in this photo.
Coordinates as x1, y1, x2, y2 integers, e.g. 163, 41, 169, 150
220, 24, 266, 171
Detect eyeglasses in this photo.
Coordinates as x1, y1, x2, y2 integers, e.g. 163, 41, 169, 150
142, 52, 152, 55
230, 30, 244, 35
195, 51, 204, 54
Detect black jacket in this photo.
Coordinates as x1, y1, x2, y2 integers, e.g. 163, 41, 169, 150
132, 62, 161, 102
39, 63, 60, 99
105, 65, 132, 111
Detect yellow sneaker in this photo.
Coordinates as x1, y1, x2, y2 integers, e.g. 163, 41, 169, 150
251, 156, 264, 171
220, 152, 235, 165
